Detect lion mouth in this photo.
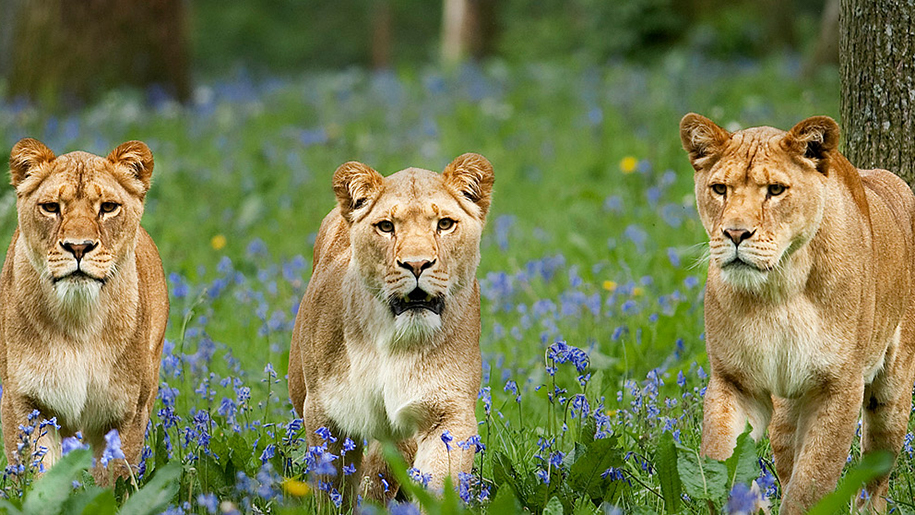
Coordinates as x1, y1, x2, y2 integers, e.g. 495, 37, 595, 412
53, 270, 106, 284
389, 288, 444, 316
722, 257, 768, 272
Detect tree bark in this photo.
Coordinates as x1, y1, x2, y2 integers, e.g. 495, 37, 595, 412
840, 0, 915, 184
441, 0, 495, 64
371, 0, 392, 69
7, 0, 191, 106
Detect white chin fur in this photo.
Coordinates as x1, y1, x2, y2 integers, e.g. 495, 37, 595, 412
55, 279, 102, 316
719, 264, 769, 292
393, 310, 442, 343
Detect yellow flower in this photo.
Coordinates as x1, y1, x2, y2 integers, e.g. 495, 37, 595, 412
602, 280, 617, 292
210, 234, 227, 251
633, 287, 644, 297
620, 156, 638, 174
282, 478, 312, 497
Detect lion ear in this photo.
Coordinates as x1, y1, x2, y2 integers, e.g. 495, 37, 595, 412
679, 113, 731, 170
783, 116, 840, 173
108, 141, 154, 192
442, 153, 494, 219
10, 138, 55, 187
333, 161, 384, 222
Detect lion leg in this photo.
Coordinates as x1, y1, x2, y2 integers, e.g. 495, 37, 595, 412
860, 327, 915, 512
360, 439, 417, 504
412, 411, 477, 493
303, 401, 361, 506
780, 379, 863, 515
700, 374, 770, 460
769, 396, 799, 486
288, 340, 306, 418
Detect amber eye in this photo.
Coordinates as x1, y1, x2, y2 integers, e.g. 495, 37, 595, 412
711, 184, 727, 196
100, 202, 120, 214
377, 220, 394, 233
40, 203, 59, 214
437, 218, 455, 231
768, 184, 787, 197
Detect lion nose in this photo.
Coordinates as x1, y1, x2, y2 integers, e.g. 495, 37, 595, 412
60, 240, 98, 260
398, 259, 435, 278
722, 228, 755, 246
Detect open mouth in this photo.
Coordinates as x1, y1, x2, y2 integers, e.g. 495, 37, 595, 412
389, 288, 445, 316
52, 270, 106, 284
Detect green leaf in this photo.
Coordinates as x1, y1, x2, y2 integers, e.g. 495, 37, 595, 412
67, 488, 117, 515
154, 426, 169, 471
380, 443, 438, 514
675, 445, 728, 503
568, 437, 622, 501
488, 485, 521, 514
808, 451, 894, 515
543, 496, 564, 515
655, 432, 681, 514
23, 449, 93, 515
118, 462, 182, 515
0, 499, 23, 515
725, 426, 758, 489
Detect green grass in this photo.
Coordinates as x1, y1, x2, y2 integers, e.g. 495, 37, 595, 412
2, 54, 909, 514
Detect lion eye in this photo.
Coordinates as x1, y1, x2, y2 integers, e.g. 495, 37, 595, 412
100, 202, 120, 214
40, 203, 59, 214
377, 220, 395, 233
437, 218, 455, 231
768, 184, 787, 197
711, 184, 727, 196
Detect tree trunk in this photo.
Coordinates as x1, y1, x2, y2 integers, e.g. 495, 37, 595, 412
803, 0, 840, 75
7, 0, 191, 107
371, 0, 392, 69
840, 0, 915, 184
441, 0, 495, 64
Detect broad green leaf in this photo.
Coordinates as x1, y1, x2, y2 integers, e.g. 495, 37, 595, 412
676, 445, 728, 503
487, 485, 521, 514
655, 432, 681, 514
569, 437, 622, 501
71, 488, 116, 515
118, 462, 182, 515
0, 499, 23, 515
543, 495, 564, 515
440, 475, 465, 515
808, 451, 894, 515
380, 443, 438, 514
725, 427, 758, 488
23, 449, 92, 515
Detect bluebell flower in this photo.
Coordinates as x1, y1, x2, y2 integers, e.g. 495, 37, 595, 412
101, 429, 125, 466
725, 483, 757, 514
388, 501, 420, 515
197, 493, 219, 514
440, 430, 453, 451
314, 426, 337, 443
343, 463, 356, 475
61, 436, 88, 455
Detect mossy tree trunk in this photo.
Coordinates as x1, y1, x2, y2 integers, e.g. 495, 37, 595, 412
840, 0, 915, 185
6, 0, 191, 106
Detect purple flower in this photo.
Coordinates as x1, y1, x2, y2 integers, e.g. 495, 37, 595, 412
725, 483, 757, 514
441, 430, 453, 451
61, 436, 88, 455
314, 426, 337, 443
101, 429, 125, 466
197, 493, 219, 514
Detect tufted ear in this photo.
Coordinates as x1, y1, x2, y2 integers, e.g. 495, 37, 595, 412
679, 113, 731, 170
442, 153, 494, 219
108, 140, 154, 193
333, 161, 384, 223
782, 116, 840, 174
10, 138, 55, 187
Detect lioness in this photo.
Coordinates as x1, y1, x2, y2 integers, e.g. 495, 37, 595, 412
288, 153, 493, 503
0, 139, 168, 483
680, 114, 915, 513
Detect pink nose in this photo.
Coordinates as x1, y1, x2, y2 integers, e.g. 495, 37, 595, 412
398, 259, 435, 278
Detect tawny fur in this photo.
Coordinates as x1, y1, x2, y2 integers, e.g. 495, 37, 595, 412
0, 138, 168, 484
288, 154, 493, 504
681, 114, 915, 513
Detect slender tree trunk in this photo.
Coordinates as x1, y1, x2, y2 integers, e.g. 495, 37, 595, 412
371, 0, 392, 69
840, 0, 915, 184
442, 0, 493, 64
803, 0, 840, 75
7, 0, 191, 106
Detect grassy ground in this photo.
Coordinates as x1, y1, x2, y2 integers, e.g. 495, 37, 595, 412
2, 54, 910, 514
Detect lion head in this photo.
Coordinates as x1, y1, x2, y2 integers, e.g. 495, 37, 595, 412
332, 153, 493, 340
680, 114, 844, 292
9, 138, 154, 313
